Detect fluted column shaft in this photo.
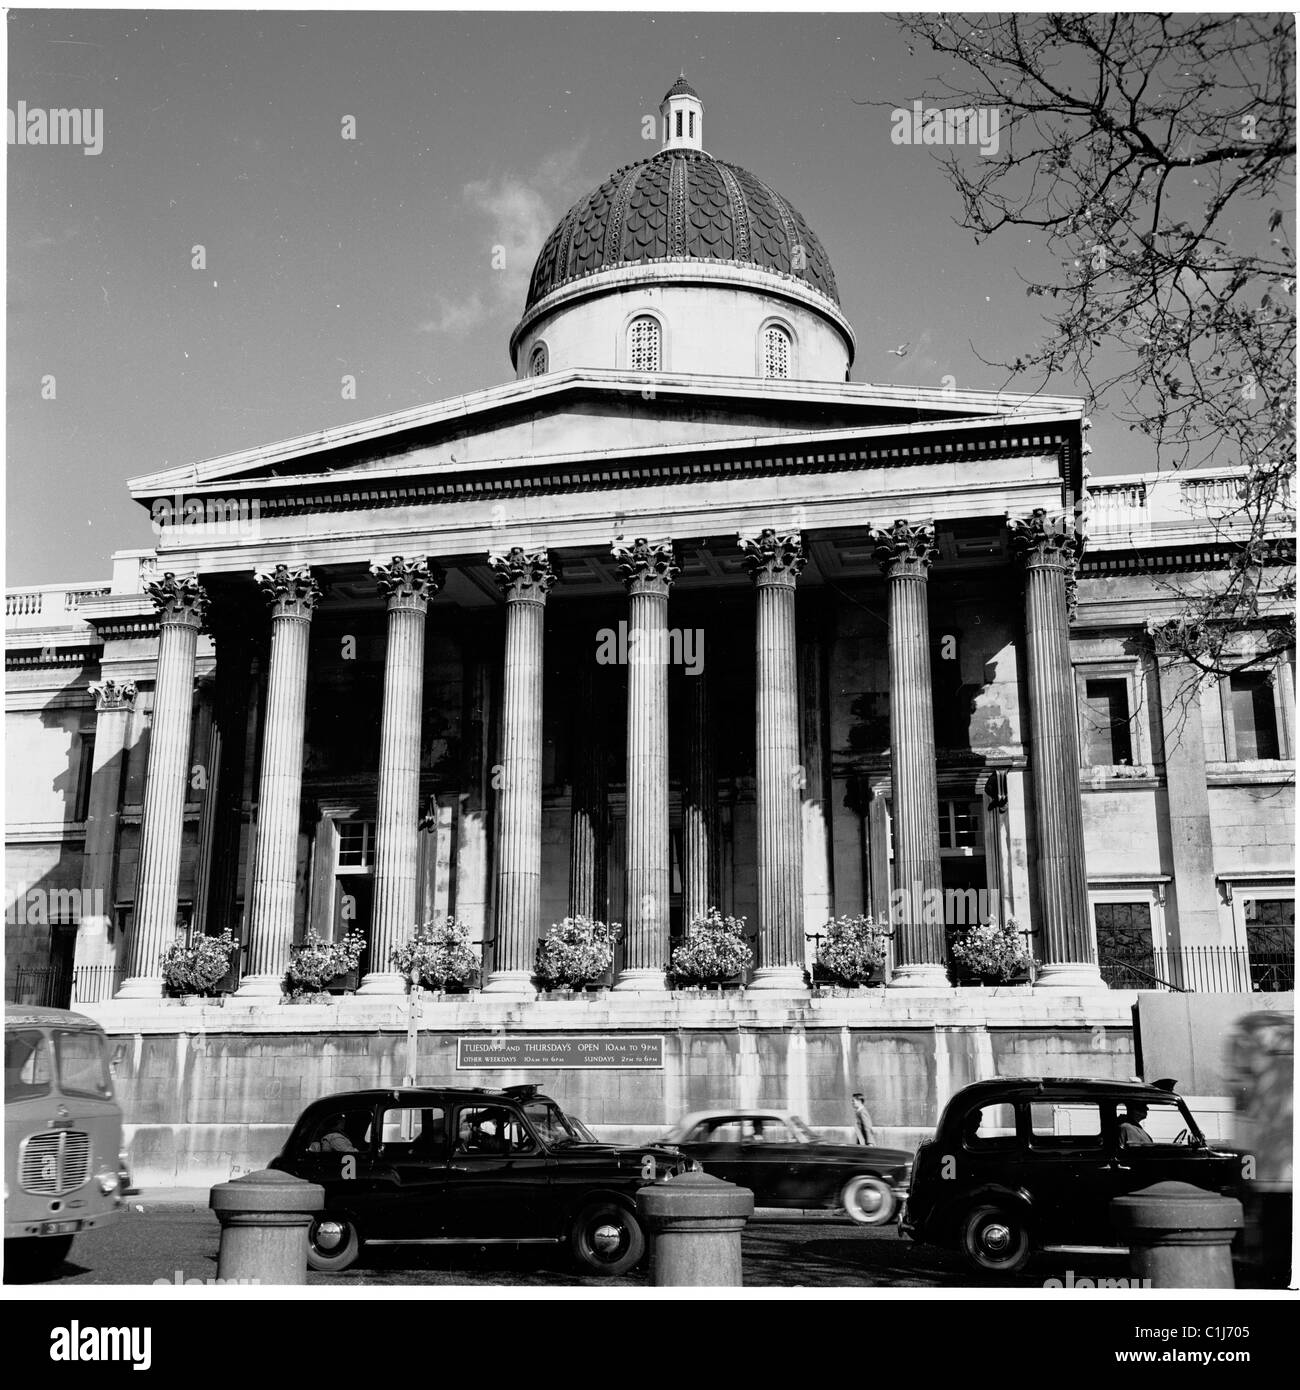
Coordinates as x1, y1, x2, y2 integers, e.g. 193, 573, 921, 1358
681, 659, 716, 930
239, 565, 319, 995
741, 530, 806, 990
363, 557, 443, 993
613, 538, 678, 991
1012, 509, 1098, 986
79, 681, 137, 974
484, 548, 556, 994
120, 575, 207, 998
873, 521, 947, 986
568, 643, 608, 920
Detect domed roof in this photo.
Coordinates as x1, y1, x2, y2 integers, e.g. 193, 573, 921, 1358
524, 147, 840, 314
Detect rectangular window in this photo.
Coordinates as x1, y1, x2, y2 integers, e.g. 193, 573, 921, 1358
1095, 901, 1155, 988
1244, 899, 1295, 991
380, 1105, 446, 1154
1229, 673, 1280, 760
675, 111, 683, 137
1082, 678, 1133, 765
74, 732, 96, 822
938, 799, 982, 851
337, 820, 376, 868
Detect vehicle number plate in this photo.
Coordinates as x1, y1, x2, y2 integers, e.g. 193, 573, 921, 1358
41, 1220, 82, 1236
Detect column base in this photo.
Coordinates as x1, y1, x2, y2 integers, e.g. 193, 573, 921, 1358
357, 971, 407, 996
480, 970, 537, 997
234, 973, 290, 999
1034, 961, 1105, 990
888, 963, 951, 989
745, 966, 809, 994
115, 976, 164, 1000
611, 968, 670, 994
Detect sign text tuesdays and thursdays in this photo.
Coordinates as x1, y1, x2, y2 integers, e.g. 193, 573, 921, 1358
457, 1035, 665, 1069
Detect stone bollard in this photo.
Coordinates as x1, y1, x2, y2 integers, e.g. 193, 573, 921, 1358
637, 1171, 754, 1286
1111, 1181, 1243, 1289
209, 1169, 325, 1286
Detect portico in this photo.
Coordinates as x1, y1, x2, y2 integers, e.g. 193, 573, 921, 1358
114, 375, 1098, 999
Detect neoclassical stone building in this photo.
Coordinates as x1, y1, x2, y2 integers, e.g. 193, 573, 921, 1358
6, 79, 1293, 1177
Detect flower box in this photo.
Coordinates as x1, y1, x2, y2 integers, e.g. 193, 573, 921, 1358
326, 967, 360, 994
534, 915, 617, 992
668, 909, 753, 988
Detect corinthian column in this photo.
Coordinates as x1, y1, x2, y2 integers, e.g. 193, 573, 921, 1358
568, 632, 608, 921
740, 529, 807, 991
120, 574, 207, 998
1010, 509, 1099, 987
483, 547, 557, 994
872, 520, 947, 988
238, 564, 320, 996
361, 556, 444, 994
612, 537, 678, 992
681, 650, 717, 932
78, 680, 137, 982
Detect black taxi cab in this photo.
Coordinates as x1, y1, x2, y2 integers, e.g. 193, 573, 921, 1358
269, 1083, 692, 1276
901, 1077, 1246, 1276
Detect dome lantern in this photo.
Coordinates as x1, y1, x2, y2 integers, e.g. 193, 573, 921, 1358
660, 72, 704, 152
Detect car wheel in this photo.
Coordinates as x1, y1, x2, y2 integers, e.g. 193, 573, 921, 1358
4, 1235, 74, 1280
569, 1202, 646, 1277
841, 1175, 897, 1226
306, 1216, 362, 1273
959, 1203, 1032, 1276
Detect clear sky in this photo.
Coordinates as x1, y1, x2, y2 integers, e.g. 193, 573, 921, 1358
4, 8, 1215, 585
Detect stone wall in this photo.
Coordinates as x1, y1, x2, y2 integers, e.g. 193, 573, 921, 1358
85, 992, 1137, 1186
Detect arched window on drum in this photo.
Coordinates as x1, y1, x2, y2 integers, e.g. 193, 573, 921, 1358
528, 343, 548, 377
762, 322, 792, 380
628, 315, 661, 373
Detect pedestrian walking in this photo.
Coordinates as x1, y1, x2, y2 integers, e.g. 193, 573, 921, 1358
851, 1092, 877, 1146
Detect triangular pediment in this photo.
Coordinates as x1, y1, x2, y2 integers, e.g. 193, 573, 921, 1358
128, 369, 1083, 500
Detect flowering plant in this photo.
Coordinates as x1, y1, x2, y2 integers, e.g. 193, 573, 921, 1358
669, 908, 753, 985
390, 918, 480, 990
814, 914, 889, 985
161, 929, 239, 995
949, 917, 1033, 981
535, 916, 618, 989
287, 929, 367, 993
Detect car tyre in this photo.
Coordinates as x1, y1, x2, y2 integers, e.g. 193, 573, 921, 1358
841, 1175, 896, 1226
569, 1202, 645, 1277
306, 1216, 362, 1273
959, 1202, 1032, 1276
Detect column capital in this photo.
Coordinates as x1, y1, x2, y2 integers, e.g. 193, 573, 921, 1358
370, 555, 445, 612
255, 563, 321, 621
88, 678, 138, 712
613, 537, 679, 598
871, 519, 937, 580
145, 571, 209, 629
1008, 508, 1085, 572
489, 546, 558, 604
739, 529, 805, 589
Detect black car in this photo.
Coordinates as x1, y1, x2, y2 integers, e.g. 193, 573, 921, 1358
269, 1084, 692, 1276
902, 1076, 1247, 1275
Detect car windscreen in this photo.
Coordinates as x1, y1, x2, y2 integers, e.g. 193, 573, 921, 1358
54, 1029, 114, 1100
5, 1029, 52, 1101
522, 1099, 582, 1145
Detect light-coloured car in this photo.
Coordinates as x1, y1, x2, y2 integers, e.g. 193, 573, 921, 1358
658, 1109, 912, 1224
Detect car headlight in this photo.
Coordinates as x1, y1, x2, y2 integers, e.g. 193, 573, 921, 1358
97, 1172, 120, 1195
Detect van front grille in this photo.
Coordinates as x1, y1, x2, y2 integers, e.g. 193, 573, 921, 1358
19, 1130, 91, 1195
